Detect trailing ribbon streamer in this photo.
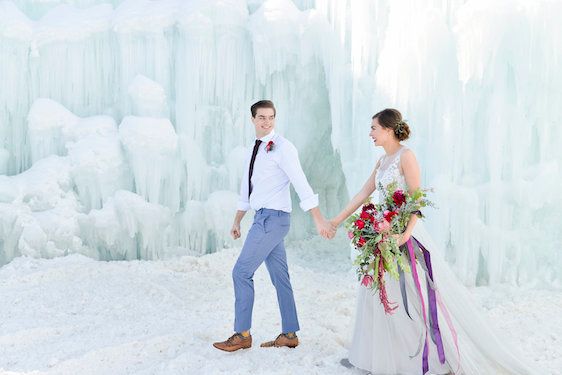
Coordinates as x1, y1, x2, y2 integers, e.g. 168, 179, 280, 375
414, 238, 461, 372
398, 264, 413, 320
406, 238, 430, 374
405, 236, 462, 374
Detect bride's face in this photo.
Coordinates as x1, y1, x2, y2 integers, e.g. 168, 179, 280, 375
370, 118, 392, 146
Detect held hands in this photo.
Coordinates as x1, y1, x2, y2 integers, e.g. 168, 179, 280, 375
231, 208, 339, 240
315, 217, 337, 239
310, 207, 336, 240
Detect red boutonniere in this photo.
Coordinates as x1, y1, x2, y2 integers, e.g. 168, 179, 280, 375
266, 140, 275, 152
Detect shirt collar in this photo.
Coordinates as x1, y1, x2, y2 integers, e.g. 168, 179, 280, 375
258, 130, 275, 143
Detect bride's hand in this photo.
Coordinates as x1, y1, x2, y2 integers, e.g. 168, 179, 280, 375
314, 216, 336, 239
392, 233, 410, 247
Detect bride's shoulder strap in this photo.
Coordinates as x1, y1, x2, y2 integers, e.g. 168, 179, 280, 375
398, 148, 419, 173
374, 154, 384, 171
397, 146, 412, 161
395, 147, 411, 171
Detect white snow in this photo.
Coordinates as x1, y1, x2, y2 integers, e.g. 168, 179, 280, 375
27, 99, 132, 211
79, 190, 172, 260
112, 0, 179, 33
0, 235, 559, 374
0, 2, 33, 40
0, 147, 10, 175
127, 75, 169, 118
27, 98, 79, 164
33, 4, 113, 47
118, 116, 180, 212
0, 156, 87, 263
248, 0, 303, 83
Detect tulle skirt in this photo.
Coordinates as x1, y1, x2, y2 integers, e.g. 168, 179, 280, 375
347, 221, 538, 375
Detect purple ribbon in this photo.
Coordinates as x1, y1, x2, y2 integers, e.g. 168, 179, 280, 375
417, 238, 446, 364
405, 237, 447, 374
405, 239, 429, 374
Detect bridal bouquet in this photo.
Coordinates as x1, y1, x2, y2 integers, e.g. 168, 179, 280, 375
345, 182, 434, 314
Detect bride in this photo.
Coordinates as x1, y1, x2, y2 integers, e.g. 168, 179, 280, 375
329, 109, 537, 375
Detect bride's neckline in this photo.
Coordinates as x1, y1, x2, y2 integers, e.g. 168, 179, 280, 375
382, 145, 404, 159
377, 145, 405, 174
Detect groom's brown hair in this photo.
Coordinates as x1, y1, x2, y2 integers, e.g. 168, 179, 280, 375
251, 100, 276, 118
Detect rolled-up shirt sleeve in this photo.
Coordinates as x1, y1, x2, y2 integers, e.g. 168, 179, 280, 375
279, 142, 319, 211
237, 153, 251, 211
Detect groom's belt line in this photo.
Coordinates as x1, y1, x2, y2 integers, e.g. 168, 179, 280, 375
255, 208, 290, 216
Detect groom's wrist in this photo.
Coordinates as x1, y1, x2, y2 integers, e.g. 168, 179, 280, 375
309, 207, 322, 221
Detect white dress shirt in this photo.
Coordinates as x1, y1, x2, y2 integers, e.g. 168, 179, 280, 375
237, 130, 319, 213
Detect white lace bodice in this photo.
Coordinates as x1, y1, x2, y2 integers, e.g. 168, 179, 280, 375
374, 147, 408, 201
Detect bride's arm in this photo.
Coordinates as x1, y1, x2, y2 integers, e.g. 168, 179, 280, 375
331, 167, 378, 227
398, 149, 421, 245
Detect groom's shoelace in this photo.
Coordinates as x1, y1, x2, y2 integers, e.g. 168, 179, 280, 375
226, 333, 245, 345
274, 333, 296, 342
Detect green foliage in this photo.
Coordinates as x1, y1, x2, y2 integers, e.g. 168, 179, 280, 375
345, 182, 435, 293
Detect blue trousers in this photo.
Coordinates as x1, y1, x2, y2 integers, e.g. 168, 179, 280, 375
232, 208, 300, 334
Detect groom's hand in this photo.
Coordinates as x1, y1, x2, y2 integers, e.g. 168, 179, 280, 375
231, 211, 246, 240
316, 218, 336, 239
327, 221, 337, 239
231, 223, 241, 239
309, 207, 336, 239
327, 219, 339, 239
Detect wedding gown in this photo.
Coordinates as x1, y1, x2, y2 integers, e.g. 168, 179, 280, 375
347, 147, 537, 375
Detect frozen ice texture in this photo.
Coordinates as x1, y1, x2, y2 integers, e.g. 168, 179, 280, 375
0, 0, 559, 287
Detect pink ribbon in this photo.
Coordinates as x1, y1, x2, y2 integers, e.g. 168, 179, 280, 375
406, 238, 461, 374
406, 238, 430, 374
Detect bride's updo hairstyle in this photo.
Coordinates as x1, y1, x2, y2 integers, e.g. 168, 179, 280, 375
372, 109, 410, 141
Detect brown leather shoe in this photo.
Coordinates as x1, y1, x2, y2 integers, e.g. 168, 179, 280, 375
213, 333, 252, 352
260, 333, 299, 348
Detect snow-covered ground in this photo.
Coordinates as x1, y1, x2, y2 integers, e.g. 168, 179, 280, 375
0, 235, 560, 375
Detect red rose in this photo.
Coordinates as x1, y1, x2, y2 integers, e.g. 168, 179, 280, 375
360, 211, 370, 220
362, 203, 375, 212
357, 237, 366, 247
355, 219, 365, 230
392, 190, 406, 206
266, 140, 275, 152
383, 210, 398, 222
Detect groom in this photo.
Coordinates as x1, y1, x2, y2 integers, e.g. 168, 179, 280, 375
213, 100, 334, 352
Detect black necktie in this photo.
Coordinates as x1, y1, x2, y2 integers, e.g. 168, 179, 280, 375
248, 139, 262, 197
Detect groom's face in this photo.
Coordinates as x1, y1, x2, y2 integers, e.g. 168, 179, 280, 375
252, 108, 276, 138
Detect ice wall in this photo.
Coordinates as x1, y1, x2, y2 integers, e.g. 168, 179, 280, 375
0, 0, 347, 264
0, 0, 560, 287
314, 0, 562, 287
